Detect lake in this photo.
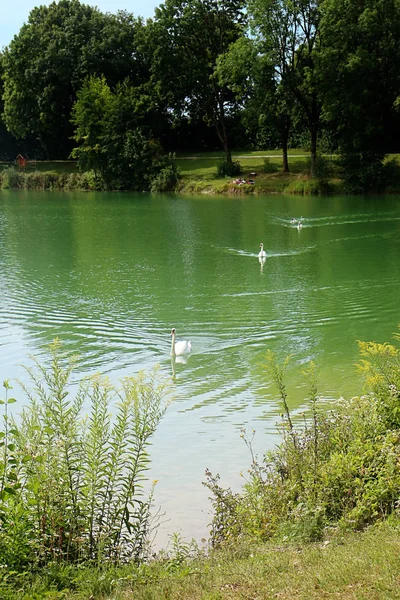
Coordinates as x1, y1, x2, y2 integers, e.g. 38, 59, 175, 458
0, 189, 399, 548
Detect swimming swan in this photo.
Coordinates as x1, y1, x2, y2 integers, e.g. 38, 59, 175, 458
258, 243, 267, 258
171, 328, 192, 356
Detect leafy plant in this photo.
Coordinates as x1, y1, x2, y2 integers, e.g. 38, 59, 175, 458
216, 160, 242, 177
206, 331, 400, 546
0, 341, 170, 568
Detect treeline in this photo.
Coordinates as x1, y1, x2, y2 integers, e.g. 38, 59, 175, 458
1, 0, 400, 191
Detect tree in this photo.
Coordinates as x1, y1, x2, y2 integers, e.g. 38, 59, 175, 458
319, 0, 400, 190
249, 0, 323, 176
150, 0, 246, 165
2, 0, 147, 158
71, 76, 177, 190
215, 37, 295, 169
0, 53, 19, 159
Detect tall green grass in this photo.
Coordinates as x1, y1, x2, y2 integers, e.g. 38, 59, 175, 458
0, 341, 169, 569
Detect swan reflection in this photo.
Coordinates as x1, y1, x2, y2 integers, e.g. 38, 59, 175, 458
171, 353, 190, 380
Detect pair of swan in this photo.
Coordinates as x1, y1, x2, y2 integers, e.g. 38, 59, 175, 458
291, 217, 303, 229
170, 327, 192, 356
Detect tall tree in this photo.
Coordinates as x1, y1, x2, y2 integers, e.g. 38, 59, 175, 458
0, 53, 19, 159
320, 0, 400, 156
2, 0, 147, 158
71, 76, 176, 190
249, 0, 323, 176
319, 0, 400, 191
150, 0, 246, 164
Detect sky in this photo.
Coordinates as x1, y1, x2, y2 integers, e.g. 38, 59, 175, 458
0, 0, 161, 49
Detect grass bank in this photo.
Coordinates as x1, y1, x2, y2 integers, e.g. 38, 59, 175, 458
1, 518, 399, 599
175, 151, 332, 195
0, 152, 338, 194
2, 151, 400, 194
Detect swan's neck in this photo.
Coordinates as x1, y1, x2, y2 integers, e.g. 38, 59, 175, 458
170, 332, 175, 355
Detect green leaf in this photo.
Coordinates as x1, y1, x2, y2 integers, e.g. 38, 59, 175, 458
7, 398, 17, 404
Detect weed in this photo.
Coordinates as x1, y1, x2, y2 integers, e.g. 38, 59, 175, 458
0, 341, 170, 569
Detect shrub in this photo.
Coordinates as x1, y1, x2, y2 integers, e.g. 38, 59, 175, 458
150, 164, 181, 192
216, 160, 242, 178
1, 167, 24, 189
336, 151, 400, 193
206, 333, 400, 546
0, 341, 170, 568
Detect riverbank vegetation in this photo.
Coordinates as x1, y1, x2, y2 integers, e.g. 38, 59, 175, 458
1, 330, 400, 598
2, 0, 400, 193
2, 152, 400, 195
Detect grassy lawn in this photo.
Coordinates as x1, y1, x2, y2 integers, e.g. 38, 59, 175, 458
2, 151, 398, 195
175, 153, 318, 194
1, 518, 399, 599
175, 149, 310, 158
0, 160, 79, 174
117, 520, 400, 600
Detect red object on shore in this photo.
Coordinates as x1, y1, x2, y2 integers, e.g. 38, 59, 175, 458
16, 154, 27, 167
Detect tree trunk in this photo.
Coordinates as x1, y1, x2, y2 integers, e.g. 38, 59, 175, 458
310, 124, 317, 178
281, 116, 290, 172
216, 99, 232, 164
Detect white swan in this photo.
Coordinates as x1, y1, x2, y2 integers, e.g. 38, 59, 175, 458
258, 243, 267, 258
170, 328, 192, 356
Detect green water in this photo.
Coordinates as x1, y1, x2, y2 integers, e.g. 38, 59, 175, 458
0, 189, 399, 543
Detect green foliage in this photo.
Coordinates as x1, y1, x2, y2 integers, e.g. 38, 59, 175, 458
337, 152, 400, 194
0, 168, 104, 191
150, 163, 181, 192
305, 154, 333, 183
71, 77, 175, 191
0, 167, 24, 189
206, 333, 400, 546
2, 0, 146, 158
151, 0, 247, 161
248, 0, 323, 175
320, 0, 400, 162
0, 341, 169, 569
216, 160, 242, 177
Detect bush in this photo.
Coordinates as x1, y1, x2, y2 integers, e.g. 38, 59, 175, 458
0, 342, 170, 568
216, 160, 242, 178
206, 332, 400, 546
337, 151, 400, 193
150, 164, 181, 192
1, 167, 24, 189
